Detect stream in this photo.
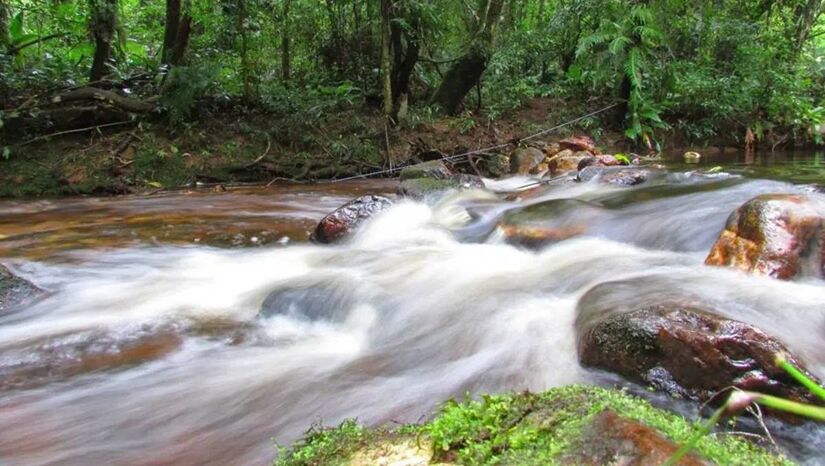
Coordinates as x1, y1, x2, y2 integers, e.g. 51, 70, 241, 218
0, 151, 824, 465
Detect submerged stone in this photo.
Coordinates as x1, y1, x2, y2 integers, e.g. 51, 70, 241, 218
0, 265, 42, 313
311, 195, 394, 244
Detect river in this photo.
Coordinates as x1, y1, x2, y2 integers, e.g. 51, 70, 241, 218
0, 151, 823, 465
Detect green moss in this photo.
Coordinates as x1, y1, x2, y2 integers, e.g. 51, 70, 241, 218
274, 385, 791, 466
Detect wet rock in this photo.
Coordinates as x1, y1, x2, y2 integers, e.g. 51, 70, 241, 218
509, 147, 546, 175
705, 194, 824, 279
565, 410, 706, 466
258, 283, 356, 322
543, 141, 561, 156
397, 174, 484, 201
577, 303, 823, 409
577, 167, 649, 186
576, 154, 620, 171
0, 325, 183, 390
311, 195, 394, 244
0, 265, 42, 313
480, 153, 510, 178
498, 199, 601, 248
399, 160, 452, 181
548, 149, 588, 174
684, 151, 702, 163
559, 135, 599, 154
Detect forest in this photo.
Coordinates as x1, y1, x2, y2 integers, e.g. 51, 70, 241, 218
1, 0, 825, 195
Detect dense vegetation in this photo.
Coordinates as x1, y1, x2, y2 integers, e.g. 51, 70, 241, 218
1, 0, 825, 193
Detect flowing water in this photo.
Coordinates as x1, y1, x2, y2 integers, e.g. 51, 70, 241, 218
0, 152, 824, 465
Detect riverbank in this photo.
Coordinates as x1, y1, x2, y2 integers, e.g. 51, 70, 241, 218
275, 385, 789, 465
0, 96, 797, 199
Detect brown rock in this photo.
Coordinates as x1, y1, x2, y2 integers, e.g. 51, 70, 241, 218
577, 303, 823, 409
566, 410, 707, 466
509, 147, 547, 175
705, 194, 824, 279
549, 149, 588, 174
559, 135, 600, 154
311, 195, 394, 244
543, 142, 562, 156
499, 224, 586, 248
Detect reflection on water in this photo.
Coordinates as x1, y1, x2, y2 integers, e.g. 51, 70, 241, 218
0, 155, 823, 465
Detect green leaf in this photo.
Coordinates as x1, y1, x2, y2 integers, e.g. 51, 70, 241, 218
9, 12, 23, 41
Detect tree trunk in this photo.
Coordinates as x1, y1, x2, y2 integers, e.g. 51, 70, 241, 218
162, 0, 180, 64
89, 0, 118, 83
0, 0, 9, 50
432, 0, 505, 114
281, 0, 292, 83
380, 0, 393, 119
238, 0, 252, 99
794, 0, 824, 52
170, 13, 191, 65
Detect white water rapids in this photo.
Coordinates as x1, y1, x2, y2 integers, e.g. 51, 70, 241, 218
0, 171, 823, 465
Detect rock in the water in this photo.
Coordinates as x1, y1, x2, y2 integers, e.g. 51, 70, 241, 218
398, 174, 484, 201
566, 410, 706, 466
578, 166, 649, 186
480, 153, 510, 178
399, 160, 452, 181
509, 147, 546, 175
684, 151, 702, 163
311, 195, 393, 243
705, 194, 824, 279
498, 199, 601, 248
577, 303, 823, 408
559, 135, 599, 154
258, 282, 356, 321
549, 149, 588, 174
576, 154, 620, 171
0, 265, 42, 313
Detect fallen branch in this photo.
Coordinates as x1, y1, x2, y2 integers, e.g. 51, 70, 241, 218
52, 87, 157, 113
8, 33, 64, 55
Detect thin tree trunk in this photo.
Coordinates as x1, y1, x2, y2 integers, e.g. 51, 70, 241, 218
89, 0, 117, 83
238, 0, 252, 99
380, 0, 393, 119
794, 0, 824, 52
170, 12, 191, 65
432, 0, 505, 114
162, 0, 180, 64
0, 0, 9, 50
281, 0, 292, 83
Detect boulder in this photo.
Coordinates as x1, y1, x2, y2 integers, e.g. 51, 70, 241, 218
576, 154, 620, 171
684, 151, 702, 163
509, 147, 546, 175
565, 410, 706, 466
397, 174, 484, 201
399, 160, 452, 181
548, 149, 588, 174
543, 141, 562, 156
497, 199, 601, 248
577, 166, 649, 186
705, 194, 824, 280
480, 153, 510, 178
0, 265, 42, 313
311, 195, 393, 243
559, 135, 599, 154
577, 303, 823, 408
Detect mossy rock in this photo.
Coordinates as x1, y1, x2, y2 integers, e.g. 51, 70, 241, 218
399, 161, 453, 182
397, 174, 484, 201
274, 385, 790, 466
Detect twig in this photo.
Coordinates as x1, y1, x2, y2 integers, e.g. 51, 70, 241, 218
243, 136, 272, 168
746, 403, 777, 448
14, 120, 137, 147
